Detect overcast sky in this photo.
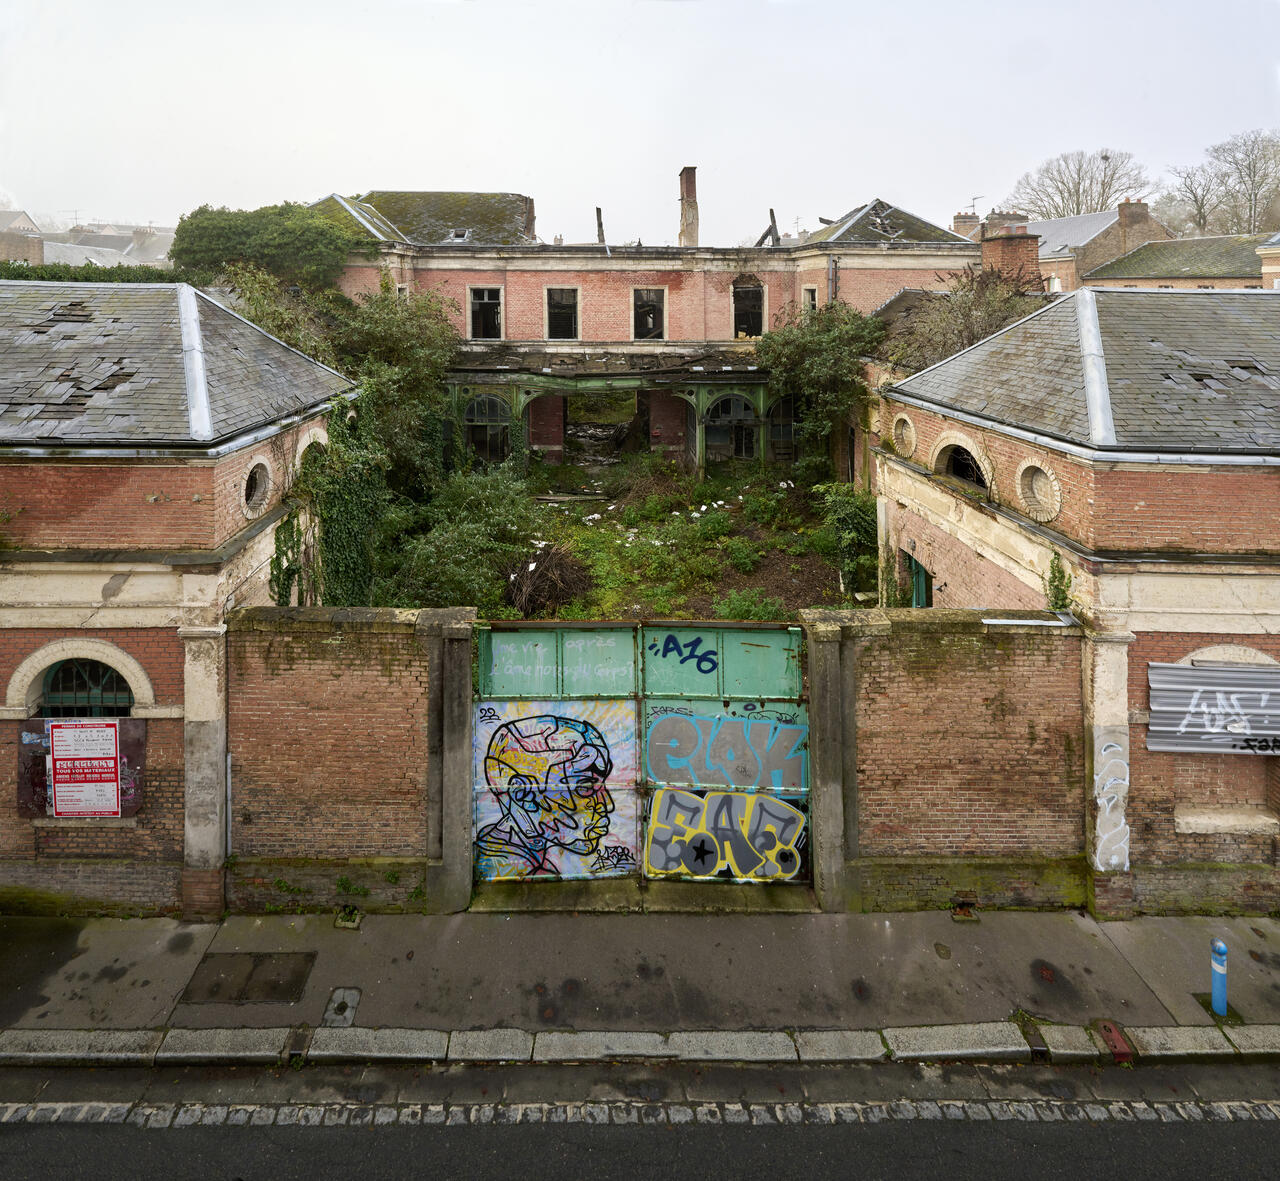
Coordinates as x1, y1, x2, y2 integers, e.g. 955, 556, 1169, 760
3, 0, 1279, 244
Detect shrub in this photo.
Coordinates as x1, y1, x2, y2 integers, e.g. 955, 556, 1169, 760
712, 588, 789, 621
505, 543, 592, 616
724, 538, 760, 573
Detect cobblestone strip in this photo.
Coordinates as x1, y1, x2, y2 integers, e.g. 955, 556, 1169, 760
3, 1099, 1280, 1126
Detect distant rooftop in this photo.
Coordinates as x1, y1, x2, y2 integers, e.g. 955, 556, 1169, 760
312, 190, 537, 247
1085, 234, 1269, 280
804, 199, 970, 247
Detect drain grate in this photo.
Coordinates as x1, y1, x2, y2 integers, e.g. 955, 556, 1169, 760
181, 952, 316, 1005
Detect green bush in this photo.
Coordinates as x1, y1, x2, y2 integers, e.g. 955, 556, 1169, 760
742, 489, 788, 527
813, 482, 878, 588
724, 538, 760, 573
712, 588, 789, 621
697, 509, 733, 540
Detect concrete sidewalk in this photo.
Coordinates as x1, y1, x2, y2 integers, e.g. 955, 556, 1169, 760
2, 910, 1278, 1067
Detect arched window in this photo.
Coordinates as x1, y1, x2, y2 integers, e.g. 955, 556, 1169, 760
464, 395, 511, 464
939, 444, 988, 491
767, 396, 796, 463
706, 395, 758, 460
40, 659, 134, 718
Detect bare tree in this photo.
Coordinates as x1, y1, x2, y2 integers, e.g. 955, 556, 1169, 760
1164, 162, 1225, 233
1208, 129, 1280, 234
1005, 149, 1154, 220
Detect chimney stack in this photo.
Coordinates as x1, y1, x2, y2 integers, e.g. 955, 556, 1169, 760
1117, 198, 1148, 252
980, 224, 1042, 288
952, 211, 980, 239
678, 166, 699, 248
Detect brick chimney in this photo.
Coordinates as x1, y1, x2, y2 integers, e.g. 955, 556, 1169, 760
952, 211, 980, 239
981, 224, 1042, 287
1117, 198, 1148, 252
982, 209, 1028, 237
678, 166, 699, 248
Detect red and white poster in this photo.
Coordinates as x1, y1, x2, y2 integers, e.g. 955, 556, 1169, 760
48, 720, 121, 818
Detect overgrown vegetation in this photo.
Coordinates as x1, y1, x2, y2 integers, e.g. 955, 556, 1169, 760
755, 302, 885, 451
884, 265, 1046, 374
1043, 551, 1073, 612
170, 202, 372, 288
0, 259, 181, 283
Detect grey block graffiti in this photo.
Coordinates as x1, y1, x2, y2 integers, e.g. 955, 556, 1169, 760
646, 714, 806, 789
644, 788, 806, 881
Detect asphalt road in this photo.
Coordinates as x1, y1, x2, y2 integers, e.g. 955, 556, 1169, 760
3, 1121, 1280, 1181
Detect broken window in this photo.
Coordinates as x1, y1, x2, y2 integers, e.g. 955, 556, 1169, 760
634, 289, 664, 340
706, 395, 758, 460
464, 394, 511, 463
547, 288, 578, 340
732, 282, 763, 338
802, 287, 818, 313
940, 445, 987, 490
470, 288, 502, 339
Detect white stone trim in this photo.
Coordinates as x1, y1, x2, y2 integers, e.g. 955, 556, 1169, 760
890, 413, 916, 459
294, 425, 328, 468
1177, 645, 1280, 667
4, 638, 159, 716
1014, 459, 1062, 523
1075, 288, 1116, 446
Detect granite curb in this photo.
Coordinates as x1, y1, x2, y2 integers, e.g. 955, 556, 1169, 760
1, 1021, 1275, 1067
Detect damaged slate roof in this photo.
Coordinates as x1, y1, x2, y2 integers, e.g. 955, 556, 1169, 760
312, 191, 537, 246
804, 199, 970, 246
1084, 234, 1268, 280
454, 344, 763, 380
0, 281, 352, 446
891, 288, 1280, 453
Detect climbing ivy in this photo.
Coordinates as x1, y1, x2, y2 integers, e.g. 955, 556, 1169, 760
1043, 551, 1074, 612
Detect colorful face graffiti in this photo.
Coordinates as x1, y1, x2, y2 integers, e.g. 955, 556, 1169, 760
476, 715, 616, 874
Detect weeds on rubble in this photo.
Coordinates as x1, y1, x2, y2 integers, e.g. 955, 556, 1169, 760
335, 876, 370, 898
712, 588, 788, 621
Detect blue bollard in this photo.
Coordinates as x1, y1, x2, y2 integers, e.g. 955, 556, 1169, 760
1211, 938, 1228, 1017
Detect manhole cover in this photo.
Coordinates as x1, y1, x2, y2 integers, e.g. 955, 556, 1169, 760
181, 952, 316, 1005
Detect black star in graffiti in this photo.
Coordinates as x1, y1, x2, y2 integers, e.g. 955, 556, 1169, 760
691, 837, 715, 867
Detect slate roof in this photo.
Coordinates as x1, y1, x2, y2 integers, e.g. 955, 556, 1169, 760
891, 288, 1280, 453
454, 344, 762, 380
42, 241, 137, 268
1084, 234, 1268, 280
310, 194, 407, 243
1019, 210, 1118, 259
0, 282, 352, 447
803, 199, 970, 246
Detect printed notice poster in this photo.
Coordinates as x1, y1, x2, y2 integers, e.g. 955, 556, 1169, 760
49, 720, 121, 818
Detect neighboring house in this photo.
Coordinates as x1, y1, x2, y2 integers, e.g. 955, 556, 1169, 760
43, 223, 176, 268
953, 201, 1173, 292
867, 287, 1280, 914
0, 211, 42, 264
0, 281, 352, 917
317, 173, 983, 471
1084, 234, 1269, 289
1262, 233, 1280, 289
0, 211, 40, 235
41, 240, 137, 268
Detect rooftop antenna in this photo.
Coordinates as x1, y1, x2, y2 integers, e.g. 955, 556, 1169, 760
968, 196, 984, 215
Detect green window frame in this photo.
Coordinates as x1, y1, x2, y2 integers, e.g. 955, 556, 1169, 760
40, 659, 134, 718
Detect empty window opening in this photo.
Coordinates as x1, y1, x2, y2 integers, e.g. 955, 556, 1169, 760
470, 288, 502, 339
940, 445, 987, 490
802, 287, 818, 313
244, 462, 270, 512
706, 394, 758, 461
40, 659, 134, 718
547, 288, 578, 340
767, 396, 796, 463
634, 289, 664, 340
733, 283, 764, 338
464, 394, 511, 464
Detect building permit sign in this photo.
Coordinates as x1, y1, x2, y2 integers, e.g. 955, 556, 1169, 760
48, 719, 121, 817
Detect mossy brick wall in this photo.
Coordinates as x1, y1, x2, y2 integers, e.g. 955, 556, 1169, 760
852, 857, 1087, 912
227, 610, 432, 860
0, 861, 182, 917
1131, 864, 1280, 916
853, 612, 1085, 861
1126, 631, 1280, 872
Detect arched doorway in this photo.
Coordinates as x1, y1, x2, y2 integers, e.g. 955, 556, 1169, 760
464, 394, 511, 464
705, 395, 759, 461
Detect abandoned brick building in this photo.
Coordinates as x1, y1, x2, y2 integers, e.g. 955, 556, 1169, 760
314, 171, 990, 473
867, 287, 1280, 913
0, 280, 350, 916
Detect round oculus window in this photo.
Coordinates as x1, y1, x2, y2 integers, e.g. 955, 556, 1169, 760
243, 462, 270, 514
891, 414, 916, 458
1016, 461, 1061, 522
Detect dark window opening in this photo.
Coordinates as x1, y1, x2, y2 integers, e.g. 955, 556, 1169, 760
767, 396, 796, 463
470, 288, 502, 339
803, 288, 818, 313
706, 395, 758, 461
464, 394, 511, 463
733, 285, 764, 338
634, 289, 664, 340
943, 445, 987, 490
40, 659, 134, 718
547, 288, 578, 340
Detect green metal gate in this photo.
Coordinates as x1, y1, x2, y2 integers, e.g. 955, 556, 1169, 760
473, 622, 808, 884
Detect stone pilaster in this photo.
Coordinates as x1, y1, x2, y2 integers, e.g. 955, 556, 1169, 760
1084, 626, 1136, 916
179, 624, 227, 919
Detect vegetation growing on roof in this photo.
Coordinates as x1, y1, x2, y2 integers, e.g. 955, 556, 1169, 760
170, 202, 373, 288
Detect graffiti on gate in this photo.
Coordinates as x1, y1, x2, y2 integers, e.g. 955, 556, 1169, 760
644, 788, 807, 881
645, 710, 807, 790
646, 632, 719, 675
472, 700, 639, 880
